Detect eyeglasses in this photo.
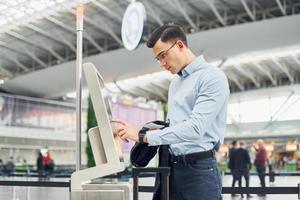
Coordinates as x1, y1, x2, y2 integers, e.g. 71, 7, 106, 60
155, 42, 177, 63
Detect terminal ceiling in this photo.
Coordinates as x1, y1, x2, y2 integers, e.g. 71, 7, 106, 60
0, 0, 300, 101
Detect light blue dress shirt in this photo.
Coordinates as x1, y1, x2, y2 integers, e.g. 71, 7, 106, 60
146, 55, 230, 156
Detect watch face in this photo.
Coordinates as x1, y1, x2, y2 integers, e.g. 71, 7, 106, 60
139, 132, 145, 143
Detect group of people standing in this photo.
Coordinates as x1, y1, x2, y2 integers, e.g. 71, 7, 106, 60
228, 139, 269, 198
37, 150, 54, 178
0, 156, 15, 176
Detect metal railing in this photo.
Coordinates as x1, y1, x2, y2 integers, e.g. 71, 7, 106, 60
1, 170, 300, 200
0, 178, 70, 200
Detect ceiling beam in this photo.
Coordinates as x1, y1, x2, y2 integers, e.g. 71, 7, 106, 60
288, 51, 300, 70
165, 0, 198, 31
240, 0, 256, 21
291, 55, 300, 69
69, 9, 122, 46
252, 62, 277, 86
6, 31, 64, 62
21, 47, 48, 68
253, 0, 275, 18
219, 0, 248, 25
150, 1, 182, 21
46, 16, 104, 52
233, 65, 261, 88
90, 0, 123, 23
143, 2, 163, 26
0, 65, 13, 77
95, 16, 123, 46
84, 34, 105, 52
0, 40, 47, 68
186, 1, 214, 22
46, 16, 74, 33
0, 52, 30, 72
225, 70, 245, 91
271, 58, 294, 83
203, 0, 227, 26
275, 0, 287, 15
26, 24, 76, 53
52, 30, 76, 52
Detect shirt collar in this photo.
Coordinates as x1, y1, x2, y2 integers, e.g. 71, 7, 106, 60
178, 55, 205, 78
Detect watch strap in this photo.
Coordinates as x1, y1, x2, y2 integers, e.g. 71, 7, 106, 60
138, 127, 149, 143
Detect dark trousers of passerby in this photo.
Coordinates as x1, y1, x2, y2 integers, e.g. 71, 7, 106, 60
231, 170, 239, 196
37, 169, 45, 181
268, 164, 275, 183
255, 164, 266, 187
235, 169, 250, 197
231, 170, 238, 187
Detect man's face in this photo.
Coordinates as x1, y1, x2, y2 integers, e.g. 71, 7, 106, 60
152, 39, 185, 74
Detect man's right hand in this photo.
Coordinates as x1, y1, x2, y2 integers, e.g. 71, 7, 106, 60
111, 119, 139, 142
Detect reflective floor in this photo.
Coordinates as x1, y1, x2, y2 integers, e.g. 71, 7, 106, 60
0, 175, 299, 200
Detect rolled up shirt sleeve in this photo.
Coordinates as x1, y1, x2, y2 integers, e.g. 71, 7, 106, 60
146, 72, 229, 146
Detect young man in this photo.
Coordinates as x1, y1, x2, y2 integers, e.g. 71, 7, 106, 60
228, 140, 239, 196
230, 140, 252, 198
113, 24, 230, 200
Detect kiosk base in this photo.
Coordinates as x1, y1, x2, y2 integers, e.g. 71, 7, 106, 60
70, 183, 131, 200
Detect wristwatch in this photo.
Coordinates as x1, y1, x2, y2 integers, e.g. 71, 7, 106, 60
138, 127, 149, 143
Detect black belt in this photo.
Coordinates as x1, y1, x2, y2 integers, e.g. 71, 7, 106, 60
170, 149, 215, 164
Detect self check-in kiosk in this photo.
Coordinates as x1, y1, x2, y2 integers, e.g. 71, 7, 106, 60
70, 63, 131, 200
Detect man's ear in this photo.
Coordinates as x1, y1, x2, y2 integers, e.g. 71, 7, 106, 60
177, 40, 185, 49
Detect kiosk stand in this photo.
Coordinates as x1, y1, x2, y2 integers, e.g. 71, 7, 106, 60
70, 63, 131, 200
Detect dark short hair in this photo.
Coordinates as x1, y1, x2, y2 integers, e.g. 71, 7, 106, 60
231, 140, 237, 146
146, 23, 187, 48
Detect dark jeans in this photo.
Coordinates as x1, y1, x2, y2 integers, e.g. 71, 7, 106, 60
170, 157, 222, 200
255, 164, 266, 187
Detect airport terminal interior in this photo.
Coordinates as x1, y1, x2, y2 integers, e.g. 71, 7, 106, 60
0, 0, 300, 199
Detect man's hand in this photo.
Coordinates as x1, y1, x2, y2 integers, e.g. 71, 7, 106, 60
111, 119, 139, 142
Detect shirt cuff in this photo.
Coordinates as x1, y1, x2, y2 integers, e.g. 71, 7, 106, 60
146, 129, 163, 146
